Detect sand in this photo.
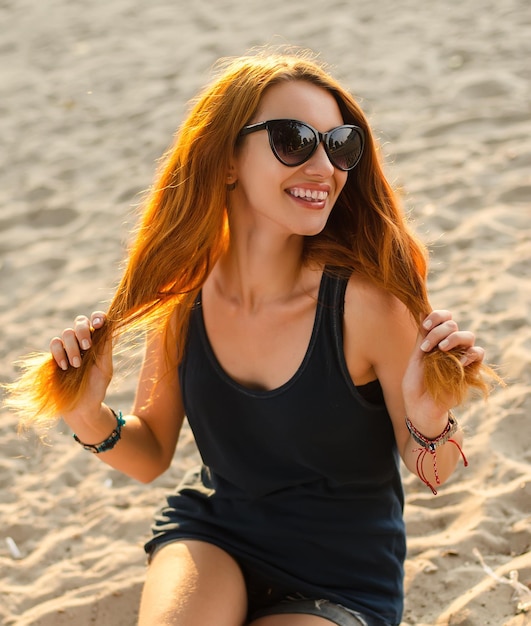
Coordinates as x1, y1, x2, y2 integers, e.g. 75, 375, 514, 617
0, 0, 530, 624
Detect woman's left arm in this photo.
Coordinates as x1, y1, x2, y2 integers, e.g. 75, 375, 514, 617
347, 286, 484, 491
398, 310, 484, 489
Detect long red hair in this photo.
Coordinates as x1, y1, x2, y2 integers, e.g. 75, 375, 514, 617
6, 49, 496, 427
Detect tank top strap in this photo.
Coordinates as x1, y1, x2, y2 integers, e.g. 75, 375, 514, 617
321, 269, 355, 391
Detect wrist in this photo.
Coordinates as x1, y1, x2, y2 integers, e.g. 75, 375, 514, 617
406, 412, 459, 451
405, 412, 467, 494
404, 410, 450, 439
65, 404, 117, 444
73, 407, 125, 454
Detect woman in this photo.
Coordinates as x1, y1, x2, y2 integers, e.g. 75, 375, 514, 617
8, 50, 496, 626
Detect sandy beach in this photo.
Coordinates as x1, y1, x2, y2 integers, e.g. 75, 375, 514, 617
1, 0, 530, 624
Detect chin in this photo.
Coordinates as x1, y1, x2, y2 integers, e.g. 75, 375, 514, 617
297, 225, 327, 238
298, 216, 330, 237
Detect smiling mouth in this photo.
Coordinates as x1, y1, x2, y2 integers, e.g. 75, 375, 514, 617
287, 188, 329, 202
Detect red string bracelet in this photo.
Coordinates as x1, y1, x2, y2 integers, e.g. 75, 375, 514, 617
405, 413, 468, 495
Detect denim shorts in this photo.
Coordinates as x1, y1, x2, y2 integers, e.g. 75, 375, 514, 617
241, 553, 391, 625
249, 596, 390, 626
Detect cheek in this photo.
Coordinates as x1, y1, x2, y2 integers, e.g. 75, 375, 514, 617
232, 162, 279, 210
331, 171, 349, 204
236, 136, 276, 177
237, 148, 285, 194
337, 171, 349, 192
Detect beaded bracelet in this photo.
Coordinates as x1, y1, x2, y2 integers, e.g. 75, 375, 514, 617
73, 409, 126, 454
405, 413, 468, 495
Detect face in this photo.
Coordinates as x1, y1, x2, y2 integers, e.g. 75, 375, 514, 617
231, 81, 349, 238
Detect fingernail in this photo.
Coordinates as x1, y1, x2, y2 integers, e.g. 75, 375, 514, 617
72, 356, 81, 368
423, 319, 433, 330
60, 360, 68, 371
421, 340, 430, 352
81, 339, 90, 350
460, 355, 469, 365
439, 339, 449, 349
93, 317, 102, 326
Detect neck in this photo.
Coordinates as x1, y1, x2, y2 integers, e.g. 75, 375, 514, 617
211, 229, 314, 313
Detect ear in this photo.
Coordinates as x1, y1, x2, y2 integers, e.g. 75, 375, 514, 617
226, 161, 238, 191
226, 161, 238, 185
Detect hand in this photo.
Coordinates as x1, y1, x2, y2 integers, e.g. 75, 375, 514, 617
402, 310, 485, 435
49, 312, 113, 419
418, 310, 485, 367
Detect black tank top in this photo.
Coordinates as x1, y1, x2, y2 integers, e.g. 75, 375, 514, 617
147, 270, 405, 625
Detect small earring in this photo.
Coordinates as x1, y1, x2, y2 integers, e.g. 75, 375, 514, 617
227, 179, 237, 191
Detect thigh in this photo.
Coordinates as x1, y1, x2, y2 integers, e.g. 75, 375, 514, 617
138, 539, 248, 626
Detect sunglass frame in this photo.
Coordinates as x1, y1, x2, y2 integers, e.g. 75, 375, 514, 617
239, 119, 365, 171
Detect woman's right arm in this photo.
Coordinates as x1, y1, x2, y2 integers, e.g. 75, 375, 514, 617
50, 312, 185, 483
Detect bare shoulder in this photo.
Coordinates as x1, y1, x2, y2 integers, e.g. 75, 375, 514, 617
343, 275, 417, 384
344, 274, 411, 326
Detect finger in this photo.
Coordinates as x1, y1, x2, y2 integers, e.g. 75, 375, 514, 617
61, 327, 83, 368
422, 310, 452, 331
460, 345, 485, 366
90, 310, 107, 330
74, 315, 92, 351
420, 320, 459, 352
50, 337, 69, 371
437, 330, 476, 352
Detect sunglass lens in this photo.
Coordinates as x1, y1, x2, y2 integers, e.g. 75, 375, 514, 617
269, 121, 316, 166
327, 127, 364, 170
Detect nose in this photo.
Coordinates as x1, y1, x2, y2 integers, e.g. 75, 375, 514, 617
303, 142, 335, 176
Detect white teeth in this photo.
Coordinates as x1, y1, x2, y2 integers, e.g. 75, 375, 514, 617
289, 188, 328, 201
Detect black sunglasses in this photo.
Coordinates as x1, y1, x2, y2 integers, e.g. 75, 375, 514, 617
239, 118, 365, 171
